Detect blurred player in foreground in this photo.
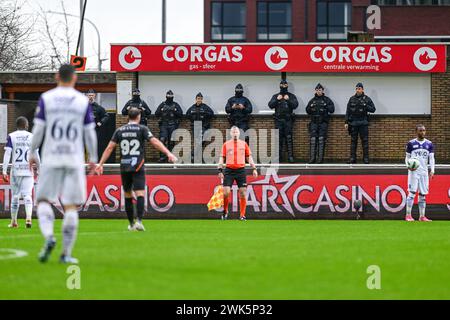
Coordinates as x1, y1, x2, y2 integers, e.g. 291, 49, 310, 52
96, 108, 177, 231
405, 124, 435, 222
218, 126, 258, 221
30, 64, 98, 264
2, 117, 39, 228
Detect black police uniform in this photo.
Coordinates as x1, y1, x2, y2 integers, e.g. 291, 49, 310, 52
91, 101, 109, 131
122, 96, 152, 127
155, 91, 183, 162
306, 86, 335, 164
345, 86, 376, 164
186, 94, 214, 162
268, 84, 299, 163
186, 100, 214, 131
111, 123, 153, 192
225, 84, 253, 132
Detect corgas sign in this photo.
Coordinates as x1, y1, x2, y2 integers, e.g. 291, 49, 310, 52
110, 44, 446, 73
310, 46, 392, 63
162, 45, 243, 63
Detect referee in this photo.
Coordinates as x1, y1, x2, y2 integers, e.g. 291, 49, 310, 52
218, 126, 258, 221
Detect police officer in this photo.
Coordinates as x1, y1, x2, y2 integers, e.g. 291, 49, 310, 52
86, 89, 109, 132
345, 82, 376, 164
186, 92, 214, 163
268, 80, 299, 163
306, 83, 335, 164
225, 84, 252, 133
122, 88, 152, 126
155, 90, 183, 162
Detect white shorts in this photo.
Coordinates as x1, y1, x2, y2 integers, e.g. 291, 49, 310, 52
36, 166, 87, 206
407, 171, 429, 195
10, 175, 34, 198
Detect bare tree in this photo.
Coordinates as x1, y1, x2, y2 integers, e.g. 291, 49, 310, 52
37, 1, 75, 69
0, 0, 47, 71
61, 1, 71, 63
1, 0, 97, 71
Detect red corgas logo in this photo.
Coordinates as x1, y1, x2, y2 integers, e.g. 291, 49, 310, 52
413, 47, 437, 71
118, 46, 142, 70
264, 46, 288, 70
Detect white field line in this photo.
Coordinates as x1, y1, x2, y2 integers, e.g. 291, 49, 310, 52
0, 248, 28, 260
0, 231, 128, 240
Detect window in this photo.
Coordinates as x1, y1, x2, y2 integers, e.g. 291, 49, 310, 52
211, 2, 246, 41
257, 1, 292, 41
376, 0, 450, 5
317, 0, 352, 41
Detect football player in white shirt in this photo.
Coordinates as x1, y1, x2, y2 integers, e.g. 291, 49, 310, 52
405, 124, 435, 222
2, 117, 39, 228
29, 64, 98, 264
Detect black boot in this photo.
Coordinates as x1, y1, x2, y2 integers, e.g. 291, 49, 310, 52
347, 135, 357, 164
287, 135, 294, 163
278, 138, 284, 163
317, 136, 325, 164
362, 137, 370, 164
308, 137, 317, 164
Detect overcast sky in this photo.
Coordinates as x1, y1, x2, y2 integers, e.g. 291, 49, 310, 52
25, 0, 204, 70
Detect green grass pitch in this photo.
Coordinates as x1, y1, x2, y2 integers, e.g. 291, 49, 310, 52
0, 219, 449, 300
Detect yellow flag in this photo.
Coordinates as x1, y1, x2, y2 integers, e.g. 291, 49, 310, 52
207, 185, 224, 211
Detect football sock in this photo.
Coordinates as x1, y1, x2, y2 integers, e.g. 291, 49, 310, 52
124, 197, 134, 225
223, 195, 229, 214
62, 209, 79, 257
24, 195, 33, 221
239, 196, 247, 218
11, 195, 19, 222
406, 192, 415, 215
37, 202, 55, 239
418, 195, 426, 217
136, 196, 145, 221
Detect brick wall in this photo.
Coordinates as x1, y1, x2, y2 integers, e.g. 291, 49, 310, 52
374, 6, 450, 37
204, 0, 450, 42
116, 72, 136, 88
116, 115, 448, 164
346, 1, 450, 39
